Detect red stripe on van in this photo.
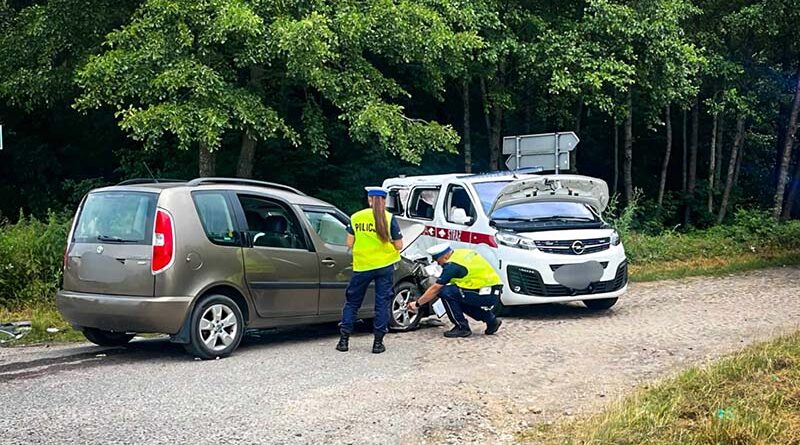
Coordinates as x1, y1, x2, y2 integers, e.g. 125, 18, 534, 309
423, 225, 497, 248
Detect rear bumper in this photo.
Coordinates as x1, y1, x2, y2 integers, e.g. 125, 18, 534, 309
57, 290, 192, 334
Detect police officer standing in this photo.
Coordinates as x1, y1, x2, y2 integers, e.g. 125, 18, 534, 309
407, 243, 502, 338
336, 187, 403, 354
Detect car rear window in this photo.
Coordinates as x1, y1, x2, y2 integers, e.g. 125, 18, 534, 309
73, 192, 157, 244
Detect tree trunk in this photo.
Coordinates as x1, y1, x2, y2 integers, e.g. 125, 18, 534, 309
708, 110, 718, 213
733, 140, 745, 186
772, 64, 800, 219
623, 91, 633, 203
782, 148, 800, 218
682, 108, 688, 192
685, 98, 699, 225
236, 66, 264, 178
572, 98, 583, 171
462, 79, 472, 173
717, 115, 746, 224
657, 104, 672, 208
236, 131, 257, 178
490, 103, 502, 171
714, 114, 724, 191
198, 142, 216, 177
479, 77, 497, 170
613, 119, 619, 195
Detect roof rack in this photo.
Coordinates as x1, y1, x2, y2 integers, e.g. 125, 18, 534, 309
116, 178, 186, 186
186, 177, 307, 196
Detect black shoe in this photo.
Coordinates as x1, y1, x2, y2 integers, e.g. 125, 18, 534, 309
485, 318, 502, 335
372, 335, 386, 354
336, 333, 349, 352
443, 326, 472, 338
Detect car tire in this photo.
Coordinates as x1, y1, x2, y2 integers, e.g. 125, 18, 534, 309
583, 297, 618, 311
82, 327, 134, 347
389, 281, 423, 332
183, 294, 244, 359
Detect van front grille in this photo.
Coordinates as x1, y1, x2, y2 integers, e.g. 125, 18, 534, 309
507, 261, 627, 297
534, 237, 610, 255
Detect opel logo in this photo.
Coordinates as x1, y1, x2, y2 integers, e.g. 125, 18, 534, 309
96, 245, 104, 254
571, 240, 585, 255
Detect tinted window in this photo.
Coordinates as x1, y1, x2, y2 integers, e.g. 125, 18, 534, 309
386, 189, 408, 216
444, 185, 476, 225
193, 192, 240, 246
238, 195, 307, 250
408, 188, 440, 220
303, 210, 348, 245
73, 192, 156, 244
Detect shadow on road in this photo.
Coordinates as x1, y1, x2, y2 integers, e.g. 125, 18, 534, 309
501, 301, 619, 320
0, 318, 444, 382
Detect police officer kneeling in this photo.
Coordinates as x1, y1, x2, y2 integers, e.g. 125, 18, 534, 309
407, 244, 503, 338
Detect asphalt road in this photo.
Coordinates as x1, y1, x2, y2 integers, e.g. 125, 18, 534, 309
2, 267, 800, 445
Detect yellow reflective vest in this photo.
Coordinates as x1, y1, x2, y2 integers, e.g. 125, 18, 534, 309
448, 249, 503, 289
350, 209, 400, 272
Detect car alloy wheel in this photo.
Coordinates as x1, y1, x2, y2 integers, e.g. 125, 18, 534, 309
198, 304, 239, 352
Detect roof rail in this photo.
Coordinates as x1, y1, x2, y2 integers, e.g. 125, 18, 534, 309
186, 177, 307, 196
116, 178, 186, 186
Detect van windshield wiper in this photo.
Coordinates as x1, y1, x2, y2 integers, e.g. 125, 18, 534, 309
97, 234, 138, 243
493, 216, 595, 223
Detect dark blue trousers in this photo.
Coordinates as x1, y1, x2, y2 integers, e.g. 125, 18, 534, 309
439, 285, 501, 330
340, 265, 394, 335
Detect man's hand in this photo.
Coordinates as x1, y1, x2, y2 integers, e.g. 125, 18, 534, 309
407, 301, 420, 312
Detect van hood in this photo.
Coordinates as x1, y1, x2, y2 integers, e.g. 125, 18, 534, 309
488, 174, 609, 215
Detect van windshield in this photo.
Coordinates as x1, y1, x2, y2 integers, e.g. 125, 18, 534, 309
73, 192, 157, 244
473, 181, 600, 228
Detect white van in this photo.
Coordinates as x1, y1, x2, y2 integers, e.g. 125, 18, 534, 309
383, 171, 627, 311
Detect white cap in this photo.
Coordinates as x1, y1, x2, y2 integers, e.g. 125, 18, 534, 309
364, 186, 389, 197
426, 243, 452, 260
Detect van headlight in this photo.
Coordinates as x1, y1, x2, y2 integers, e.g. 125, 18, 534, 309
495, 232, 538, 250
610, 231, 621, 246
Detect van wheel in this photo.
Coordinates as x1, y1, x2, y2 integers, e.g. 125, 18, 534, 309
583, 298, 618, 311
389, 282, 422, 332
184, 294, 244, 359
82, 327, 134, 347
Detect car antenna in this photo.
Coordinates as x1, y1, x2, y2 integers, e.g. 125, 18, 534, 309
142, 162, 158, 183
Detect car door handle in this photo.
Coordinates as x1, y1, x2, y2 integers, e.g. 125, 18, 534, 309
321, 258, 337, 268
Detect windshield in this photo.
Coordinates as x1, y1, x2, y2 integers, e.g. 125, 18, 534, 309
492, 202, 598, 221
473, 180, 598, 222
73, 192, 157, 244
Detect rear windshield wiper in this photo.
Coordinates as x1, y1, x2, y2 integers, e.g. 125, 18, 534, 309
97, 234, 138, 243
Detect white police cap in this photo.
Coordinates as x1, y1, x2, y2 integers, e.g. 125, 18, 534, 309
365, 186, 389, 197
426, 243, 452, 260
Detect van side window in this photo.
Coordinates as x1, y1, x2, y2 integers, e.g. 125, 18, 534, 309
444, 185, 477, 225
386, 189, 407, 216
238, 195, 308, 250
192, 192, 240, 246
407, 187, 440, 220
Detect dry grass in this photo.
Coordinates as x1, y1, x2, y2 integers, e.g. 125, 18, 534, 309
517, 332, 800, 445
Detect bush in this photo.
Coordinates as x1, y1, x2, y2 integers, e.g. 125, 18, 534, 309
0, 213, 70, 309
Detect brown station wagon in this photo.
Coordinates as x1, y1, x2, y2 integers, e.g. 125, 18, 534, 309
57, 178, 430, 358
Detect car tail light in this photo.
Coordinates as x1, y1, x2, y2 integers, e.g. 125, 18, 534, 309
152, 209, 175, 274
63, 245, 69, 270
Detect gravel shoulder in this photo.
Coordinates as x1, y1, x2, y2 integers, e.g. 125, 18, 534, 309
2, 267, 799, 444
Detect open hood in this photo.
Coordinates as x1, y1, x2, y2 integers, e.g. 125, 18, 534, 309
488, 174, 609, 215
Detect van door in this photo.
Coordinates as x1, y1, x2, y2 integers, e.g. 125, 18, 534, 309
63, 191, 158, 296
299, 207, 376, 316
402, 186, 442, 258
233, 194, 320, 318
439, 183, 479, 250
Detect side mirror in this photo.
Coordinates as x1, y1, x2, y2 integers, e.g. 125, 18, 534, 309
451, 208, 472, 225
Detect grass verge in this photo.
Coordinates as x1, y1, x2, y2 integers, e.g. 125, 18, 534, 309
629, 249, 800, 282
0, 304, 84, 345
517, 332, 800, 445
